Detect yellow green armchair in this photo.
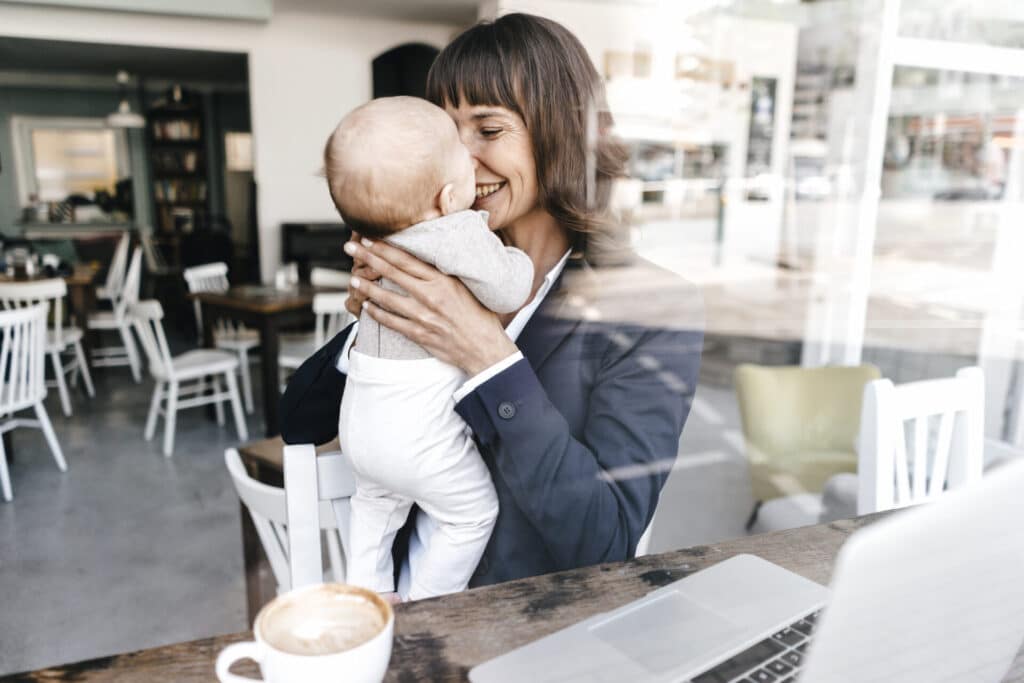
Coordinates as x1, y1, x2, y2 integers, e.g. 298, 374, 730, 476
734, 363, 881, 504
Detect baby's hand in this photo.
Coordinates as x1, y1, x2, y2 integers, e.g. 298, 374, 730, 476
379, 591, 403, 606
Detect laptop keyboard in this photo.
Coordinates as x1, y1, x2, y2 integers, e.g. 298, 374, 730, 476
688, 611, 819, 683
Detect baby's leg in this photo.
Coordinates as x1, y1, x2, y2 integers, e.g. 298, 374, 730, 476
347, 480, 414, 594
407, 444, 498, 600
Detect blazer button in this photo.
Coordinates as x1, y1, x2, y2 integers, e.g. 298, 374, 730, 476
497, 401, 516, 420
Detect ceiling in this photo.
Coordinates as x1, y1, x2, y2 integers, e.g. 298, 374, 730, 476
278, 0, 479, 24
0, 36, 247, 84
276, 0, 666, 25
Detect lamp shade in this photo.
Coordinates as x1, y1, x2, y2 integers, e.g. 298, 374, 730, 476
107, 99, 145, 128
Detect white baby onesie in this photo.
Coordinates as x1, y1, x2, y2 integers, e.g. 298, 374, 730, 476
339, 209, 533, 600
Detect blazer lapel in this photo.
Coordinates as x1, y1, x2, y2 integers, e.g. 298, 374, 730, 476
518, 257, 597, 372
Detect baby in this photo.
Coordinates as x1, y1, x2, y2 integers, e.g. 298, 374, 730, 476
324, 97, 534, 601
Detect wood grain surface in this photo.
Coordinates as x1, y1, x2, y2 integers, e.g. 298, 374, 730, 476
190, 285, 318, 315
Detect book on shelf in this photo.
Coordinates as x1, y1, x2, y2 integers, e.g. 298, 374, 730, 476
153, 149, 200, 175
152, 118, 201, 141
153, 179, 207, 203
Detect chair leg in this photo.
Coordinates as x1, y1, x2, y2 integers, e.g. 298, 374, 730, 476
163, 381, 178, 457
34, 402, 67, 472
0, 434, 11, 502
73, 341, 95, 398
239, 348, 254, 415
145, 381, 164, 441
50, 350, 72, 417
224, 370, 248, 442
212, 375, 225, 426
119, 324, 142, 383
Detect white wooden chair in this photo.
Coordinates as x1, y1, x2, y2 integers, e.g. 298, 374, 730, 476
224, 447, 354, 592
96, 231, 130, 304
282, 443, 358, 590
0, 304, 66, 502
0, 278, 95, 417
182, 262, 258, 414
857, 366, 985, 514
279, 293, 351, 374
130, 299, 248, 457
87, 246, 143, 382
310, 267, 351, 290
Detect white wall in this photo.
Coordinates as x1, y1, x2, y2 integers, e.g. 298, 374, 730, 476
0, 3, 460, 280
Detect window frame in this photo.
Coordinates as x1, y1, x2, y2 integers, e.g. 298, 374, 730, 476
9, 115, 131, 206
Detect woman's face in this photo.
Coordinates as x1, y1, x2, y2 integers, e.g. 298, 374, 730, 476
445, 102, 540, 230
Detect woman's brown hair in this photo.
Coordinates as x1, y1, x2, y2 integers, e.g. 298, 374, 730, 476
425, 12, 627, 255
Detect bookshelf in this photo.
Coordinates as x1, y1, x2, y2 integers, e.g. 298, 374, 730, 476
147, 86, 209, 237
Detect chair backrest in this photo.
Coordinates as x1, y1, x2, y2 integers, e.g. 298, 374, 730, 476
182, 262, 231, 340
128, 299, 175, 379
283, 443, 358, 590
224, 448, 350, 593
113, 247, 143, 322
0, 279, 67, 347
310, 267, 351, 289
103, 232, 130, 296
0, 304, 49, 413
857, 366, 984, 514
734, 363, 882, 500
183, 261, 230, 294
312, 293, 351, 348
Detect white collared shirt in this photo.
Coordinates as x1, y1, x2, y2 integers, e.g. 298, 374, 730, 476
335, 249, 572, 401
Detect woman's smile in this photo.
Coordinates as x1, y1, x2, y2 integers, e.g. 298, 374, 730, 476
473, 181, 507, 207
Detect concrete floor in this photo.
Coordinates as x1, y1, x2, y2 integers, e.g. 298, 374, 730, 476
0, 357, 256, 675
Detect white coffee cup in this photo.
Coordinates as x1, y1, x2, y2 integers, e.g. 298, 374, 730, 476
216, 583, 394, 683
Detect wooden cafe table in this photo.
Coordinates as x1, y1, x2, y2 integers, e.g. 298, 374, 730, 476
0, 263, 100, 364
14, 514, 1024, 681
191, 285, 321, 437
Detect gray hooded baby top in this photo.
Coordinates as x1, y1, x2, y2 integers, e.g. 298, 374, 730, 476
354, 210, 534, 360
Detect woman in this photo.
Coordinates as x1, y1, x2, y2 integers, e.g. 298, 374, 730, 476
281, 13, 703, 589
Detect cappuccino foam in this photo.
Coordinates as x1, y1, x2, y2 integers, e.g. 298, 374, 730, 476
261, 585, 387, 656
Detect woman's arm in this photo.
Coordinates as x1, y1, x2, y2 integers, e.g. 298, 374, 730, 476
281, 231, 382, 444
279, 322, 355, 445
456, 324, 703, 566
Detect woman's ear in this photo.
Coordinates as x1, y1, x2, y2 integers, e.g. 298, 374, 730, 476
437, 183, 457, 216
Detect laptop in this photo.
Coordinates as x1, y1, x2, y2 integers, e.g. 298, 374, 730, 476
470, 459, 1024, 683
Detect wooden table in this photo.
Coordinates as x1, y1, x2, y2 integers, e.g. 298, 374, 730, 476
0, 263, 100, 365
14, 514, 1023, 682
192, 285, 319, 437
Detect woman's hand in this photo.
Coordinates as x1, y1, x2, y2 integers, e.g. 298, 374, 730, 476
344, 231, 383, 319
343, 237, 519, 376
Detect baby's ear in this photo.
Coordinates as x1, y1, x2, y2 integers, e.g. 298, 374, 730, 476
437, 183, 456, 216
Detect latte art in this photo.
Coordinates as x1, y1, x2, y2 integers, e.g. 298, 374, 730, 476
261, 585, 387, 656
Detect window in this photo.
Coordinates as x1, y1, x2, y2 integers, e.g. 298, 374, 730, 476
11, 116, 130, 205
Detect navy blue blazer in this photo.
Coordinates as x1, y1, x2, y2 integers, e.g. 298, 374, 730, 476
280, 256, 704, 587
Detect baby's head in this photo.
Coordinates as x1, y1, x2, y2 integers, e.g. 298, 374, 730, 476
324, 96, 476, 239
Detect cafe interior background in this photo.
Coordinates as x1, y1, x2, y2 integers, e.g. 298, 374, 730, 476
2, 0, 1024, 674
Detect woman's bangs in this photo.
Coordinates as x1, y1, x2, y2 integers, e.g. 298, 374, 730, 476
426, 26, 523, 115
